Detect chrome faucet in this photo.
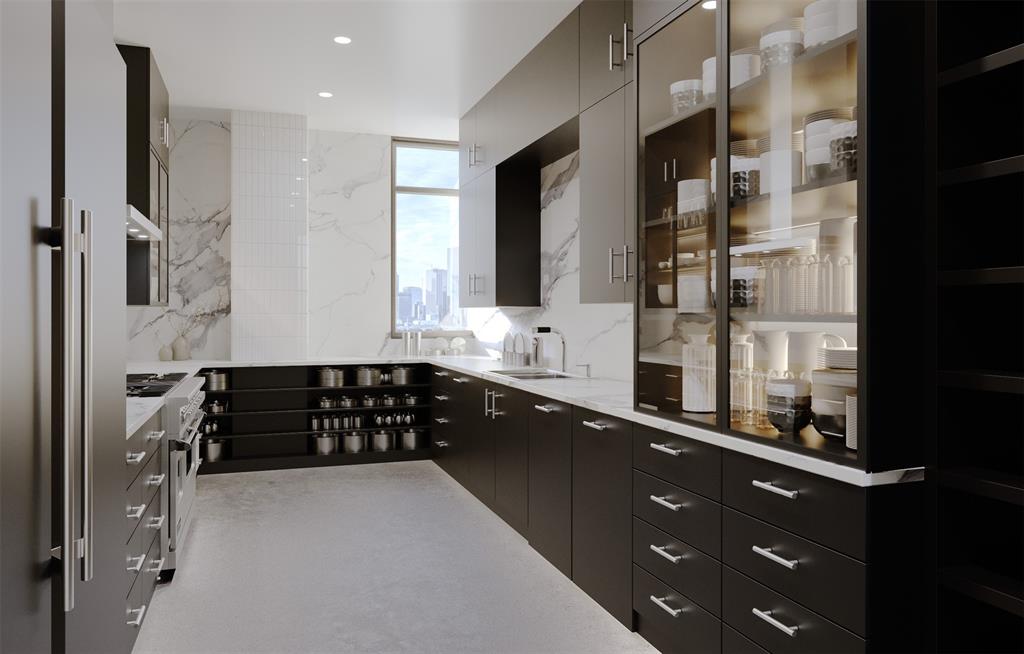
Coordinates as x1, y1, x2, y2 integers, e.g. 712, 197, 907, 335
575, 363, 592, 378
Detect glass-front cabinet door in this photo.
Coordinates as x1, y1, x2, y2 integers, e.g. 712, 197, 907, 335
637, 0, 718, 427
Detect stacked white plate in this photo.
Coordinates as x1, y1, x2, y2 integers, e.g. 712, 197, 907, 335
803, 0, 839, 47
820, 345, 857, 369
845, 392, 858, 450
804, 108, 854, 169
702, 50, 762, 96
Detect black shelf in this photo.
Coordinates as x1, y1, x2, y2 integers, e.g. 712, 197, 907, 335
729, 172, 856, 210
938, 43, 1024, 87
938, 266, 1024, 286
938, 155, 1024, 187
199, 447, 433, 475
938, 468, 1024, 507
207, 404, 432, 417
939, 566, 1024, 618
204, 383, 431, 394
936, 370, 1024, 395
203, 424, 433, 440
642, 101, 715, 139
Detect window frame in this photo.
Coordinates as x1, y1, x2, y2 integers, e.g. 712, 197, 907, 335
390, 137, 471, 339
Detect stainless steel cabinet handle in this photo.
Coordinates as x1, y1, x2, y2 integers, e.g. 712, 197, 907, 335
650, 544, 682, 563
146, 473, 166, 487
434, 417, 450, 424
665, 396, 681, 402
434, 394, 449, 401
434, 371, 449, 378
650, 442, 682, 456
622, 244, 634, 282
663, 161, 668, 183
147, 557, 166, 575
147, 515, 166, 530
126, 451, 146, 464
145, 429, 166, 442
752, 608, 798, 637
490, 392, 504, 419
650, 596, 682, 617
452, 377, 469, 384
81, 209, 94, 583
608, 247, 615, 284
55, 198, 78, 611
484, 389, 493, 417
581, 420, 607, 431
468, 144, 474, 167
752, 545, 799, 570
127, 605, 147, 628
672, 158, 677, 179
622, 22, 633, 64
126, 504, 146, 520
126, 554, 145, 573
664, 373, 680, 379
650, 495, 683, 511
751, 479, 799, 499
534, 404, 555, 413
435, 440, 450, 448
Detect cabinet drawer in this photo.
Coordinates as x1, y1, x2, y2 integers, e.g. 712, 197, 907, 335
633, 517, 720, 616
723, 451, 867, 560
125, 570, 145, 633
723, 508, 866, 637
723, 567, 865, 654
125, 509, 149, 595
126, 412, 162, 489
125, 483, 160, 545
633, 470, 721, 557
633, 565, 721, 654
723, 624, 769, 654
633, 424, 721, 500
141, 535, 163, 605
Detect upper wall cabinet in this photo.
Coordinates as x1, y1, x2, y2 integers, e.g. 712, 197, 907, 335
118, 44, 170, 306
580, 0, 633, 112
634, 0, 685, 38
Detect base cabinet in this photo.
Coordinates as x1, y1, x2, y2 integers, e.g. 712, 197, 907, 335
527, 397, 573, 577
490, 384, 529, 535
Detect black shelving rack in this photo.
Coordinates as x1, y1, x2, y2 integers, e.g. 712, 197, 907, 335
196, 364, 434, 474
927, 2, 1024, 651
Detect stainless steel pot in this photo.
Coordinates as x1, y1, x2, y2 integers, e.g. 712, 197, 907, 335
351, 414, 364, 429
204, 439, 227, 463
203, 370, 228, 391
331, 415, 343, 430
381, 395, 398, 407
400, 429, 426, 450
314, 434, 338, 455
206, 400, 227, 414
342, 432, 366, 453
318, 367, 345, 387
371, 431, 395, 452
361, 396, 380, 407
318, 397, 336, 408
355, 367, 382, 386
337, 396, 358, 408
391, 366, 415, 385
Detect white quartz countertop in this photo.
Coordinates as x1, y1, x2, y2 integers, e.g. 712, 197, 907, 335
126, 355, 922, 487
126, 397, 163, 438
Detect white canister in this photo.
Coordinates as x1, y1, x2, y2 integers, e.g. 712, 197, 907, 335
752, 329, 788, 372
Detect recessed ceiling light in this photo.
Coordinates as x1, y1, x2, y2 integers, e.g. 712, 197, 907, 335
301, 157, 308, 162
701, 0, 716, 8
318, 91, 333, 98
295, 176, 304, 181
333, 35, 352, 45
138, 235, 149, 239
128, 228, 139, 233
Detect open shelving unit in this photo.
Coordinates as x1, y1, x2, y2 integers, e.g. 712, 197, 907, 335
928, 2, 1024, 650
197, 364, 434, 474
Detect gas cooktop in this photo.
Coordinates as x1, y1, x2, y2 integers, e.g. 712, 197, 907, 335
126, 372, 188, 398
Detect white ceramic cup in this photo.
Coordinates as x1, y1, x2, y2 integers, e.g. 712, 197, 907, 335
752, 330, 788, 372
787, 331, 847, 376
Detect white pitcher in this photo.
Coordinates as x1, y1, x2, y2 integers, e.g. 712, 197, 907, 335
787, 331, 847, 377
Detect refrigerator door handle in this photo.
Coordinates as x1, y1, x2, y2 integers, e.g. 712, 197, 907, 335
81, 209, 94, 582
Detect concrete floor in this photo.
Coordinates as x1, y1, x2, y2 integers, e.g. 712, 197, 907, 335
134, 461, 656, 654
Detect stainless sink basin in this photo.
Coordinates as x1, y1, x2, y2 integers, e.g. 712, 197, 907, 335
495, 369, 574, 380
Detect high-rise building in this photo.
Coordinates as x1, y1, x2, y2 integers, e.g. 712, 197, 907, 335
426, 268, 448, 321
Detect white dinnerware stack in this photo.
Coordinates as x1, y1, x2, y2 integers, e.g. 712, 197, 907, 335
803, 0, 838, 47
821, 345, 857, 370
677, 179, 710, 230
759, 18, 804, 71
702, 50, 761, 98
804, 108, 853, 180
757, 132, 803, 194
829, 119, 858, 175
670, 79, 703, 115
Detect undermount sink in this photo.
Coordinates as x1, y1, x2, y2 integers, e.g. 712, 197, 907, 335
495, 369, 575, 380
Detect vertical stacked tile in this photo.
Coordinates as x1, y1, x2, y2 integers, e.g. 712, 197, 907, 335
230, 111, 309, 360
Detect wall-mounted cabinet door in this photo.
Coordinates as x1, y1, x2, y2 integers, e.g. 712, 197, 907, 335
634, 0, 683, 38
149, 52, 169, 165
580, 85, 630, 303
458, 107, 477, 186
458, 176, 477, 307
580, 0, 631, 112
462, 167, 496, 308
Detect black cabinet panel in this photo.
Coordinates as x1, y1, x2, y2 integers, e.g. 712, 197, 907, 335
723, 451, 867, 560
633, 565, 721, 654
527, 397, 573, 577
723, 508, 866, 637
572, 408, 633, 627
722, 624, 769, 654
491, 384, 529, 535
633, 423, 721, 500
633, 470, 722, 558
722, 567, 865, 654
633, 517, 721, 616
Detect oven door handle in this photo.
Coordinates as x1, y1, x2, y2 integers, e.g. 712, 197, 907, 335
171, 410, 206, 452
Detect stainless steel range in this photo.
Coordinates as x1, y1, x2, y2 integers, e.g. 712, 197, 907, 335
161, 376, 205, 578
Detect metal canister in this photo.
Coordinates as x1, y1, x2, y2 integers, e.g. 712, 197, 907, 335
390, 366, 415, 385
342, 432, 367, 453
371, 431, 395, 452
338, 396, 357, 408
314, 434, 338, 455
351, 414, 364, 429
355, 367, 382, 386
400, 429, 426, 450
319, 396, 335, 408
311, 415, 322, 431
381, 395, 398, 407
331, 415, 342, 430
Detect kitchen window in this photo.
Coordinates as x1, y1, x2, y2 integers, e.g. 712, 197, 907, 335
391, 139, 466, 335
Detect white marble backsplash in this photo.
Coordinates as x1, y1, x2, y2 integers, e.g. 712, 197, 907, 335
307, 130, 393, 357
126, 112, 232, 361
466, 152, 633, 381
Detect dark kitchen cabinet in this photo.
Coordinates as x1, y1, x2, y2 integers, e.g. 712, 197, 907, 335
117, 44, 170, 306
572, 407, 633, 627
489, 384, 530, 536
580, 83, 637, 304
452, 374, 494, 506
580, 0, 633, 112
528, 397, 573, 577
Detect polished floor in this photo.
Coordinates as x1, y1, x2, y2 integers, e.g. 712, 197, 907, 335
135, 461, 656, 654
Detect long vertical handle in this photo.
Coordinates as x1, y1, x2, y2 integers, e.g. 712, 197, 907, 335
81, 209, 94, 582
622, 22, 633, 64
58, 198, 77, 611
623, 244, 634, 282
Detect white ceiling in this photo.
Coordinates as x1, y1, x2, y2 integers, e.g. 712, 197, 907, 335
113, 0, 578, 140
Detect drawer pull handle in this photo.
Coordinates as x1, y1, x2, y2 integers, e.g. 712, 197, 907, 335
434, 394, 449, 401
434, 417, 450, 424
533, 404, 555, 413
650, 595, 683, 617
752, 545, 799, 570
650, 442, 682, 456
147, 557, 165, 575
147, 515, 166, 530
752, 479, 799, 499
146, 473, 166, 487
435, 440, 450, 448
126, 604, 147, 627
664, 373, 680, 379
126, 451, 146, 465
145, 429, 166, 442
434, 371, 449, 377
126, 554, 145, 573
452, 377, 469, 384
752, 608, 798, 637
582, 420, 607, 431
650, 495, 682, 511
126, 503, 146, 520
664, 396, 681, 402
650, 544, 682, 563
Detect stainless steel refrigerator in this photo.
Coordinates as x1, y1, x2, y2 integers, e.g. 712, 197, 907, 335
1, 0, 128, 651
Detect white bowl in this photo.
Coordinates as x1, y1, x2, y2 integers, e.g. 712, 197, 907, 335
759, 150, 803, 193
804, 0, 839, 18
806, 146, 831, 166
805, 25, 837, 47
657, 284, 673, 305
805, 132, 833, 151
760, 29, 804, 50
805, 118, 849, 138
805, 11, 836, 31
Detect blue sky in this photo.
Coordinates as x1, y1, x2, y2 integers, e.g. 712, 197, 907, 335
394, 146, 458, 291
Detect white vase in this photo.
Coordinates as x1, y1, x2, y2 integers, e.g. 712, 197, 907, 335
171, 335, 191, 361
682, 334, 716, 413
158, 344, 173, 362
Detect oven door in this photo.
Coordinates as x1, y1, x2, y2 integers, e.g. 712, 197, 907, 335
169, 410, 204, 555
